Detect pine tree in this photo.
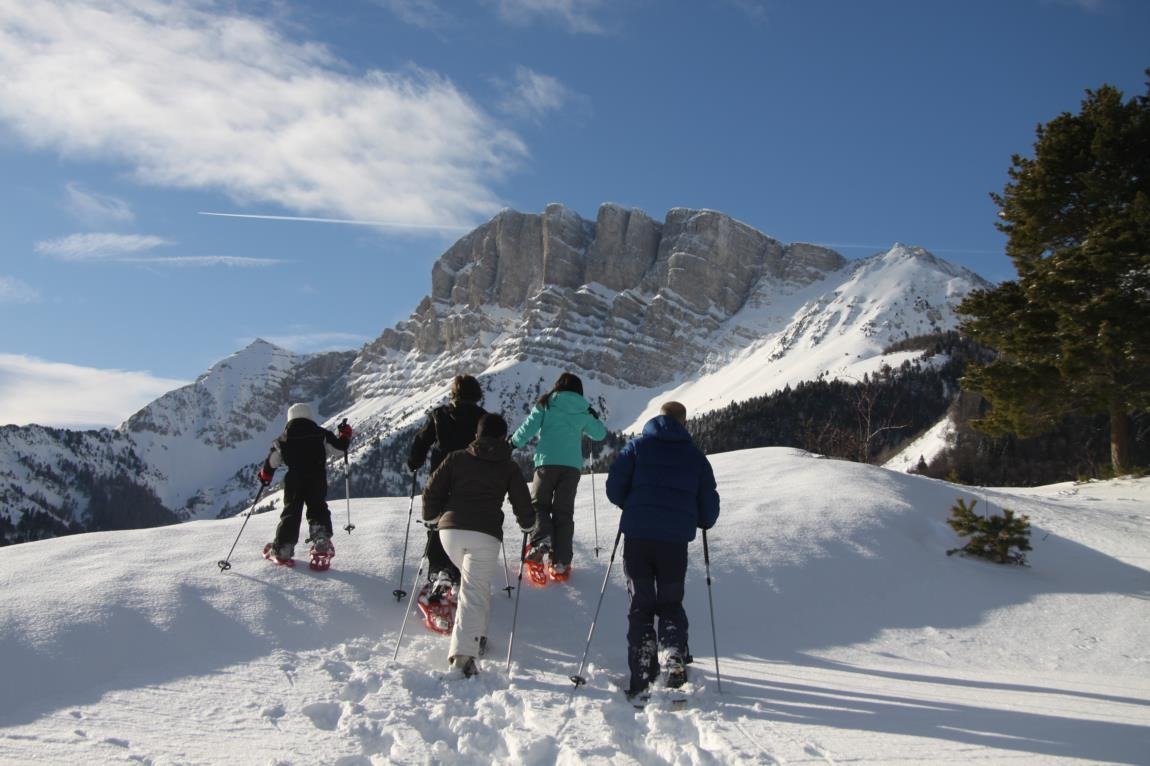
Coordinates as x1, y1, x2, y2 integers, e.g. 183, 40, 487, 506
959, 72, 1150, 474
946, 498, 1032, 565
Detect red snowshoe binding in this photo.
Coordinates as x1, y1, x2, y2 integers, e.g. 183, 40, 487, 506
548, 561, 571, 582
523, 542, 550, 587
262, 543, 295, 567
308, 541, 334, 571
416, 580, 458, 634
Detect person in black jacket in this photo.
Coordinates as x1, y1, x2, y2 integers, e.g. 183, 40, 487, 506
422, 413, 534, 677
259, 402, 352, 562
408, 375, 485, 594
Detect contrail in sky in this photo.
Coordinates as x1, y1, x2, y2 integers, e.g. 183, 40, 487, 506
198, 212, 472, 231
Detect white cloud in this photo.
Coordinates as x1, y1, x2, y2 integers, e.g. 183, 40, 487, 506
0, 1, 526, 228
33, 232, 280, 266
378, 0, 452, 28
1041, 0, 1104, 9
64, 182, 135, 225
249, 332, 370, 353
0, 276, 41, 304
486, 0, 608, 34
726, 0, 768, 23
0, 353, 187, 429
497, 66, 574, 122
34, 232, 173, 261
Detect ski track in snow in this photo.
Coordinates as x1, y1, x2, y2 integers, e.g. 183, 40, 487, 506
2, 450, 1149, 764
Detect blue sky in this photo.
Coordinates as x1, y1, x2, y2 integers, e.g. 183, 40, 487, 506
1, 0, 1147, 428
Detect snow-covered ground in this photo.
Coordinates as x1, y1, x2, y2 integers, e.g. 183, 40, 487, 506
2, 448, 1148, 764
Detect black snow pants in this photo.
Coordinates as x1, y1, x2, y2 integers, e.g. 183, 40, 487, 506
274, 470, 333, 546
622, 537, 689, 692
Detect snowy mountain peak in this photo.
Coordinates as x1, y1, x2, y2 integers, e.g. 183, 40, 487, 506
3, 203, 991, 528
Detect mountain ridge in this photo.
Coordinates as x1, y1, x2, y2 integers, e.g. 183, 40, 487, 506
0, 202, 990, 537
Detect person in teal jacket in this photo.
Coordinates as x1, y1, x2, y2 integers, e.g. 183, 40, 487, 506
511, 372, 607, 580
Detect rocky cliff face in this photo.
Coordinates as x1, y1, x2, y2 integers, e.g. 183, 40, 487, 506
353, 203, 847, 395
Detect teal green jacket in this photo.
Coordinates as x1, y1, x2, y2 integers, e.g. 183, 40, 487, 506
511, 391, 607, 469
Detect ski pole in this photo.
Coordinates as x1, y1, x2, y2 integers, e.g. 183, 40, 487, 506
392, 539, 431, 662
702, 529, 723, 693
569, 527, 623, 689
505, 532, 529, 673
341, 420, 355, 534
393, 470, 419, 601
500, 536, 515, 598
590, 468, 601, 558
217, 483, 268, 572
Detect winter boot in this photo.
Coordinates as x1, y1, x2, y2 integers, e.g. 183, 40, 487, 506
449, 655, 478, 679
428, 570, 455, 602
665, 653, 687, 689
308, 524, 332, 555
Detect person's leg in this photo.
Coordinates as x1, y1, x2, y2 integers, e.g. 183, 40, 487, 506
273, 472, 305, 551
527, 467, 558, 555
549, 467, 581, 567
426, 529, 460, 583
302, 473, 333, 539
440, 529, 500, 664
653, 541, 690, 660
623, 537, 659, 694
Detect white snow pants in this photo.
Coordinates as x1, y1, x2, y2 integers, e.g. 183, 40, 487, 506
439, 528, 501, 663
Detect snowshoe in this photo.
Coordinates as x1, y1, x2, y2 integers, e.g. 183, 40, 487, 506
416, 581, 457, 635
262, 543, 295, 567
548, 561, 571, 582
523, 541, 550, 587
308, 541, 334, 571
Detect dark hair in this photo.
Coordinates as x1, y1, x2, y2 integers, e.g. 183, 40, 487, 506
477, 412, 508, 439
451, 374, 483, 403
536, 372, 583, 408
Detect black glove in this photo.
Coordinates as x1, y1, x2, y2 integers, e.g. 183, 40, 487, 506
407, 459, 422, 472
519, 522, 534, 534
421, 517, 439, 531
587, 406, 600, 419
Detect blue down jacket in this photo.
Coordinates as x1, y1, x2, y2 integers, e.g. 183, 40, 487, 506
605, 415, 720, 543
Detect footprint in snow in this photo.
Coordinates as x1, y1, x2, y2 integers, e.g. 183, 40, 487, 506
302, 701, 343, 731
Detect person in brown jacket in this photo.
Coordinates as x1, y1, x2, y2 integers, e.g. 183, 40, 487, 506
422, 413, 535, 678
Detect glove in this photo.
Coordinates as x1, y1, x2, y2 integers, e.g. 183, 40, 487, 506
421, 517, 440, 531
407, 458, 422, 472
258, 467, 273, 486
519, 520, 535, 534
587, 406, 600, 419
338, 422, 353, 442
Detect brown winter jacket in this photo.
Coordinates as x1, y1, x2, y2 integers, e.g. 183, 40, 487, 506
422, 437, 534, 541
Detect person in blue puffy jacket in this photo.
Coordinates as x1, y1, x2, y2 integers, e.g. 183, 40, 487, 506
606, 401, 720, 699
511, 372, 607, 581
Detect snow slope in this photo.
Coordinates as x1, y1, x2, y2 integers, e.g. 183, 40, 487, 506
2, 449, 1148, 764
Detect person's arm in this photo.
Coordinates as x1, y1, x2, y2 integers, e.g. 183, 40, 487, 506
583, 407, 607, 442
324, 422, 352, 457
507, 464, 536, 531
422, 454, 454, 524
408, 412, 437, 471
510, 405, 544, 448
697, 455, 720, 529
605, 441, 636, 507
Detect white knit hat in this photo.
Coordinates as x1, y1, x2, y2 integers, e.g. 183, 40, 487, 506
287, 402, 315, 422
